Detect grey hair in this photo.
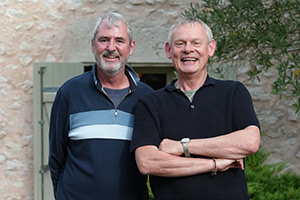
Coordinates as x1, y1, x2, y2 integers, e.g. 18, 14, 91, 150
92, 12, 133, 45
168, 16, 213, 45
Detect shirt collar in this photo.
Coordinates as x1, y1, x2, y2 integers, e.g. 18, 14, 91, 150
166, 75, 216, 92
92, 63, 140, 91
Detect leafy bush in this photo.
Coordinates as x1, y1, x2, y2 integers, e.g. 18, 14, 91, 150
147, 177, 154, 200
246, 150, 300, 200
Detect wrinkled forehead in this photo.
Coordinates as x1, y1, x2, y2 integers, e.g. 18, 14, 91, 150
97, 20, 130, 40
96, 20, 125, 34
170, 23, 208, 42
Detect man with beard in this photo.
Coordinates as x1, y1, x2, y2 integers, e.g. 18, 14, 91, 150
49, 12, 153, 200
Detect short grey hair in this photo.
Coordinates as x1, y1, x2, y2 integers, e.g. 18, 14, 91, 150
168, 16, 213, 45
92, 12, 133, 45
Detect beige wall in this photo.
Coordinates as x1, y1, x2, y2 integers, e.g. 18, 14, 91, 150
0, 0, 299, 199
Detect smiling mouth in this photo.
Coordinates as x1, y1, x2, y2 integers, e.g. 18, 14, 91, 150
102, 53, 120, 62
181, 58, 197, 62
104, 54, 119, 59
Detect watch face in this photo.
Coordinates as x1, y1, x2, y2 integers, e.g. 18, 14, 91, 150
182, 138, 190, 143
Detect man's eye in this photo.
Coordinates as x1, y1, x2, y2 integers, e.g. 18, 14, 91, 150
193, 41, 201, 47
99, 39, 108, 43
175, 42, 184, 47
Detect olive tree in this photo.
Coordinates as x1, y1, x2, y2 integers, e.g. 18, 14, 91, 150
183, 0, 300, 114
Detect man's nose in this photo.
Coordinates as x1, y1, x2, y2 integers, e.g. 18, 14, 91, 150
183, 42, 193, 53
107, 40, 117, 52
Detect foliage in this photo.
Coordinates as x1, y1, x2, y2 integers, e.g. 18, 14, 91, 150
147, 177, 154, 200
245, 150, 300, 200
183, 0, 300, 114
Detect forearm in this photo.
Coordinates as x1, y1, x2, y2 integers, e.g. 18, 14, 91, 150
189, 125, 260, 159
135, 145, 215, 177
135, 145, 240, 177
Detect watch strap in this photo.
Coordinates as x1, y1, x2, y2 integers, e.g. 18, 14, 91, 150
183, 142, 190, 157
181, 138, 190, 157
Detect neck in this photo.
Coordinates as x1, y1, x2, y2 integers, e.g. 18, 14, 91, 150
176, 71, 207, 91
97, 67, 130, 89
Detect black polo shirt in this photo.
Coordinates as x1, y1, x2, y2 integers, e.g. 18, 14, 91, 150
131, 76, 260, 200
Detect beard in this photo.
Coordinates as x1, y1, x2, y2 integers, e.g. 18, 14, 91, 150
94, 50, 129, 77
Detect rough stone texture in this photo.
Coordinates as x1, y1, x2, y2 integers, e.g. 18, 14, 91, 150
0, 0, 299, 199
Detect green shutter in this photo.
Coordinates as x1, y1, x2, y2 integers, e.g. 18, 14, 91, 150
33, 62, 84, 200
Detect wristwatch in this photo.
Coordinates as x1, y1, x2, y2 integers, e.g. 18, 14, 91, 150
181, 138, 191, 157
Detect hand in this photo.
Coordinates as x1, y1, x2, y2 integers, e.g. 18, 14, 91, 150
216, 158, 244, 172
230, 159, 244, 170
159, 138, 183, 156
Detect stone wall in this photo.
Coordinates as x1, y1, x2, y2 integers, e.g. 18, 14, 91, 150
243, 66, 300, 173
0, 0, 299, 199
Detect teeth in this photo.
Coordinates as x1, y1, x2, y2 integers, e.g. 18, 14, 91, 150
182, 58, 196, 61
105, 55, 118, 58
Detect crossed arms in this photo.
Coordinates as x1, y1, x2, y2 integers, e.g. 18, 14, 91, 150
135, 125, 260, 177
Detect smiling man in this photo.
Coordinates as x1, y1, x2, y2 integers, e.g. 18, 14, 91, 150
49, 12, 153, 200
131, 16, 260, 200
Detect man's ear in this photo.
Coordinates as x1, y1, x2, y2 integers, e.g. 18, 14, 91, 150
129, 40, 136, 56
208, 39, 216, 57
165, 42, 172, 59
91, 39, 95, 53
